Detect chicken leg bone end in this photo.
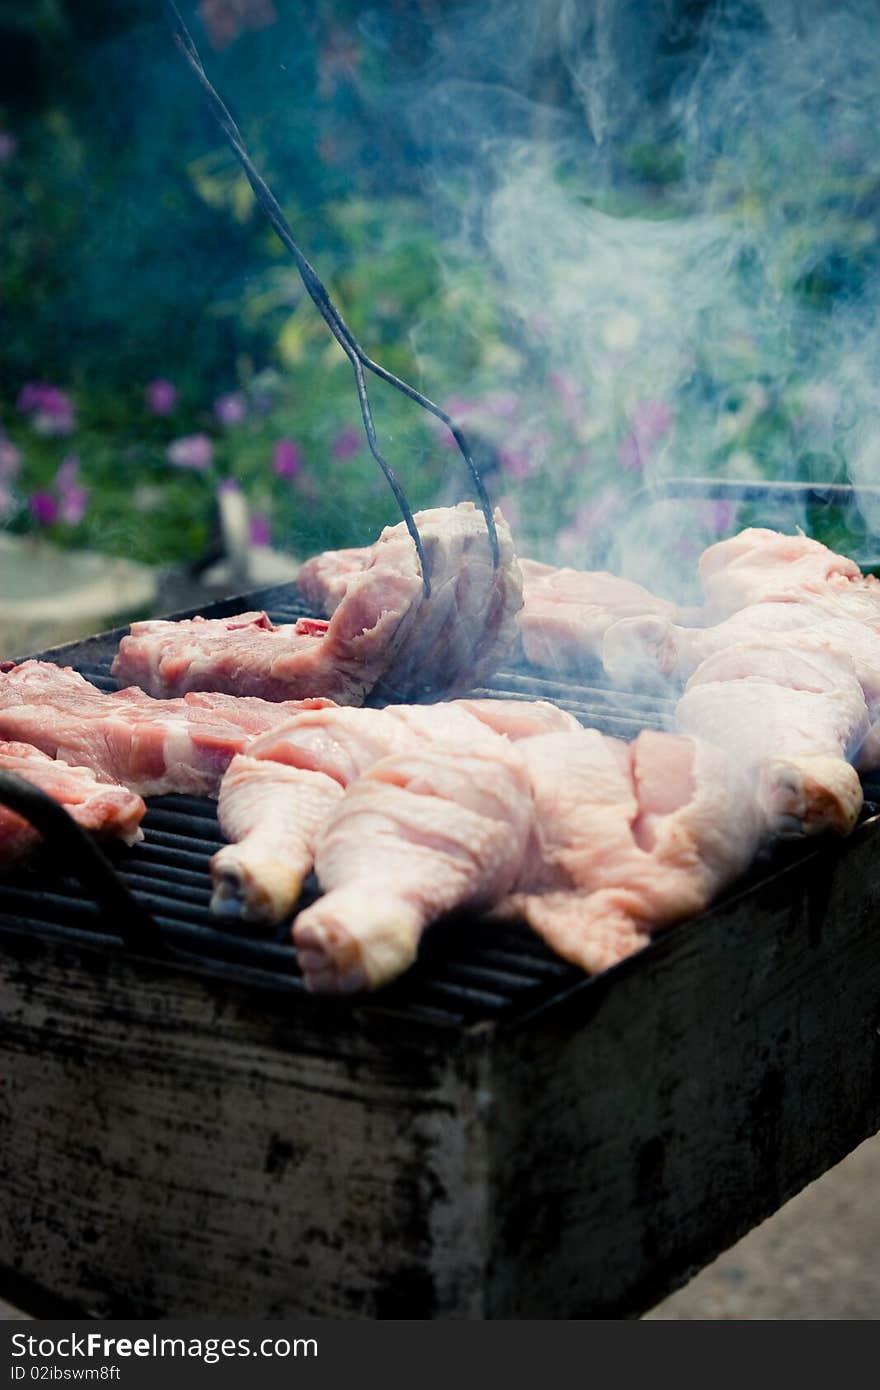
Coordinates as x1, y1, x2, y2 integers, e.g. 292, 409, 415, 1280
293, 889, 421, 993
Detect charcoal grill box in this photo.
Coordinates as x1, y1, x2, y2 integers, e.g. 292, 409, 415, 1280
1, 585, 880, 1319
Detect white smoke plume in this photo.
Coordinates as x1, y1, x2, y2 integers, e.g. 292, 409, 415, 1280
392, 0, 880, 594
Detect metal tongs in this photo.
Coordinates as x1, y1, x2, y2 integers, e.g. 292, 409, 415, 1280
0, 771, 167, 956
165, 1, 499, 598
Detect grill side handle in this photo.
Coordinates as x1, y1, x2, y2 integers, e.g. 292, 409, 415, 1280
0, 771, 169, 957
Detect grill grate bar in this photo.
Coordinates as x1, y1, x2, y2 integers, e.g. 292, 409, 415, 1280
116, 860, 212, 890
487, 668, 676, 714
122, 841, 216, 873
142, 829, 225, 854
117, 876, 217, 912
143, 808, 223, 837
1, 586, 696, 1026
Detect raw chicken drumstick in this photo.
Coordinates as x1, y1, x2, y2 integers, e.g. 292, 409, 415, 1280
497, 727, 765, 975
293, 740, 534, 993
211, 698, 579, 922
676, 642, 867, 836
291, 726, 765, 993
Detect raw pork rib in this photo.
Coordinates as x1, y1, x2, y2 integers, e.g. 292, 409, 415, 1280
0, 660, 331, 796
0, 741, 145, 867
211, 697, 579, 921
676, 643, 867, 836
290, 726, 764, 993
113, 503, 523, 705
296, 545, 372, 614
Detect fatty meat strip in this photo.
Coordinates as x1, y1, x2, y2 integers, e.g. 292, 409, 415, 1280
0, 741, 145, 867
112, 503, 523, 705
291, 727, 765, 993
211, 697, 580, 922
0, 660, 332, 796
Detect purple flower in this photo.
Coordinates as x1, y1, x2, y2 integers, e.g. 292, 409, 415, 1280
249, 513, 271, 546
17, 382, 75, 436
58, 484, 88, 525
16, 383, 44, 414
572, 486, 621, 539
701, 499, 739, 536
0, 132, 16, 162
216, 477, 240, 496
214, 392, 247, 426
498, 444, 533, 480
55, 455, 80, 492
146, 378, 178, 415
444, 396, 478, 419
0, 439, 21, 481
199, 0, 278, 50
631, 399, 673, 447
332, 425, 361, 460
55, 456, 88, 525
482, 390, 520, 420
618, 433, 643, 474
29, 491, 58, 526
548, 370, 584, 426
168, 433, 213, 469
273, 438, 302, 479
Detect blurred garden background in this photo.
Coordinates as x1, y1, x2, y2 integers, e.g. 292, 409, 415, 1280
3, 0, 880, 634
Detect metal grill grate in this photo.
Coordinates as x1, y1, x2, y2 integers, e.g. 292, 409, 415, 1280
2, 581, 849, 1031
0, 585, 675, 1028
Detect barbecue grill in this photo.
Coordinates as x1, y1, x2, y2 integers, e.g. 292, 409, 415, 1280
1, 573, 880, 1320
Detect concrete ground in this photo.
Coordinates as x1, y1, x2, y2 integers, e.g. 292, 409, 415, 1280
2, 1131, 878, 1319
647, 1131, 880, 1319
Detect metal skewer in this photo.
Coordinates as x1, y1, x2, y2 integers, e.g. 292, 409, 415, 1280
165, 1, 501, 597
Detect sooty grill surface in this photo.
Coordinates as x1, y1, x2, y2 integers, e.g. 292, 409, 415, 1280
0, 585, 848, 1031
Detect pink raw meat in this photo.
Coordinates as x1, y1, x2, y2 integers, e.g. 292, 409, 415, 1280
517, 559, 680, 673
211, 697, 581, 922
676, 642, 867, 836
603, 601, 880, 696
113, 503, 522, 704
496, 728, 763, 974
697, 527, 868, 619
293, 740, 534, 992
0, 740, 145, 867
0, 660, 332, 796
290, 725, 764, 993
212, 757, 344, 923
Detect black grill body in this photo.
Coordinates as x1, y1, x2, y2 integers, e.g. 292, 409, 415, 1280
1, 582, 879, 1318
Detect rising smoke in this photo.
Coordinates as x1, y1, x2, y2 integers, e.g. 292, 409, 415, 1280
391, 0, 880, 594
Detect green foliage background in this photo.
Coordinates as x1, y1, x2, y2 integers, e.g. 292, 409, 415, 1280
2, 0, 879, 577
